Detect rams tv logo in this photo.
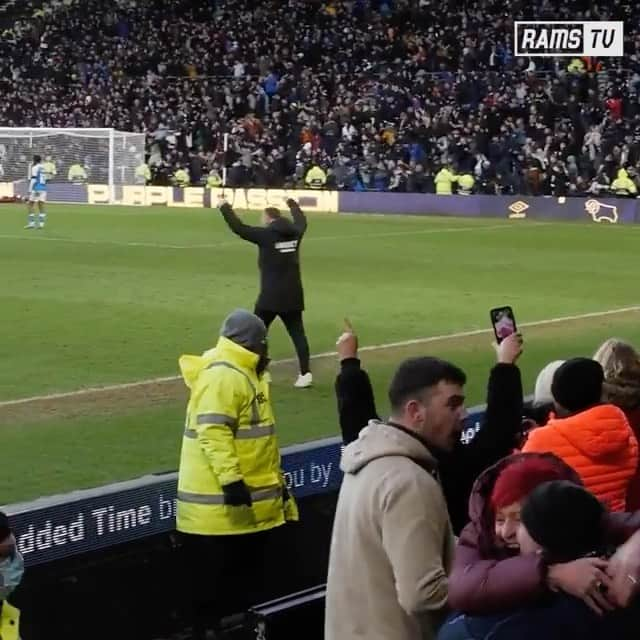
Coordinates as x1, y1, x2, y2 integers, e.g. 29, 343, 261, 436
514, 22, 624, 57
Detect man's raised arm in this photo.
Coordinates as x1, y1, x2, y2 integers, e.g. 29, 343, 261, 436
218, 198, 270, 245
286, 198, 308, 235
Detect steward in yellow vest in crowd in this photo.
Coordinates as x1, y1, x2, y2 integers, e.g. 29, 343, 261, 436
43, 158, 57, 181
305, 164, 327, 189
68, 163, 87, 182
206, 170, 222, 188
435, 166, 458, 194
568, 57, 585, 74
177, 309, 299, 536
611, 168, 638, 196
458, 173, 475, 195
135, 163, 151, 184
173, 168, 190, 188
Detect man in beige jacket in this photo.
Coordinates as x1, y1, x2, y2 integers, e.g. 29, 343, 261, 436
325, 356, 467, 640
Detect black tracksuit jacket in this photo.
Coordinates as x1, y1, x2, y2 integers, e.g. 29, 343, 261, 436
220, 201, 307, 312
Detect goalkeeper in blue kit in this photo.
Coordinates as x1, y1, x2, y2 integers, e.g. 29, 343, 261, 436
25, 155, 47, 229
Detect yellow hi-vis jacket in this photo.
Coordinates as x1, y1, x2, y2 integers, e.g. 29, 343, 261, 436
43, 160, 57, 180
174, 169, 190, 187
611, 168, 638, 196
0, 602, 20, 640
177, 336, 298, 536
68, 164, 87, 182
458, 173, 475, 195
435, 168, 458, 194
305, 166, 327, 189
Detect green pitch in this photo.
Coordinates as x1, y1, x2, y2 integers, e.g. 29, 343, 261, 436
1, 203, 639, 505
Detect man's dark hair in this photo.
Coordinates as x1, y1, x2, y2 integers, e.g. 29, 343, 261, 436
388, 357, 466, 413
265, 207, 281, 219
33, 154, 41, 164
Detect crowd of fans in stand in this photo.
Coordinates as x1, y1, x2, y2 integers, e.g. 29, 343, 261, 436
1, 0, 640, 195
327, 324, 640, 640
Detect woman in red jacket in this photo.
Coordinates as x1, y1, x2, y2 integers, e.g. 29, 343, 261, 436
593, 339, 640, 510
447, 453, 640, 616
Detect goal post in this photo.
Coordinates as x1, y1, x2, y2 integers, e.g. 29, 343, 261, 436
0, 127, 146, 203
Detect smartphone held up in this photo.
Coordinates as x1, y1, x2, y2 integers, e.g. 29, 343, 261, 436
490, 306, 517, 344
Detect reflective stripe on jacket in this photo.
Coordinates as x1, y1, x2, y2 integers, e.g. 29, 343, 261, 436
176, 336, 298, 535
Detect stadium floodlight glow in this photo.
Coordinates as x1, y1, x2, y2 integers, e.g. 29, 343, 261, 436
514, 21, 624, 57
0, 127, 146, 203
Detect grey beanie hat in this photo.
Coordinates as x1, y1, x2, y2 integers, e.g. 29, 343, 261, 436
220, 309, 267, 353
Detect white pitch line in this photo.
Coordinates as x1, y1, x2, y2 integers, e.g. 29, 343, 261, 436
0, 222, 544, 251
1, 303, 638, 408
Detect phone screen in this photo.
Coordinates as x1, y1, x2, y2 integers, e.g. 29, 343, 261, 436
490, 306, 517, 343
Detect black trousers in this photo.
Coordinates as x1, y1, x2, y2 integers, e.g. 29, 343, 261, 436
254, 308, 311, 374
181, 530, 271, 638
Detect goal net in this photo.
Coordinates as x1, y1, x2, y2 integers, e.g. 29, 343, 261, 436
0, 128, 146, 201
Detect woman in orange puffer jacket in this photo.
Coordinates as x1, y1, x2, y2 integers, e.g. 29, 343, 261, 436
523, 358, 638, 512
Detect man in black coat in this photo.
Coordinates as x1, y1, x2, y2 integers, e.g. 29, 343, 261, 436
334, 323, 525, 534
219, 196, 312, 387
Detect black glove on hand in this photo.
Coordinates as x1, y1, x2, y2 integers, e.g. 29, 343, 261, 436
223, 480, 252, 507
282, 485, 291, 503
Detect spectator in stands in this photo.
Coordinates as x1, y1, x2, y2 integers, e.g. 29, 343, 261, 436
435, 164, 457, 195
442, 480, 640, 640
457, 172, 475, 195
326, 356, 467, 640
42, 155, 57, 181
67, 162, 87, 183
176, 309, 298, 640
523, 358, 638, 512
1, 0, 640, 194
173, 166, 190, 187
524, 360, 566, 428
594, 339, 640, 510
304, 162, 327, 189
611, 168, 638, 197
0, 512, 23, 640
134, 159, 151, 185
533, 360, 566, 408
207, 167, 222, 188
334, 321, 525, 534
448, 454, 615, 617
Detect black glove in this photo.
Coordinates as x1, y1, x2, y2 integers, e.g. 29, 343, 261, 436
282, 485, 291, 503
222, 480, 252, 507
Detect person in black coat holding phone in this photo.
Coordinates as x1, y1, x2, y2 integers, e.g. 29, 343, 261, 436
334, 321, 525, 534
219, 196, 313, 388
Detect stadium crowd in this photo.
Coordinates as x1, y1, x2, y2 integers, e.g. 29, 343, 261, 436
326, 325, 640, 640
1, 0, 640, 195
4, 0, 640, 637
